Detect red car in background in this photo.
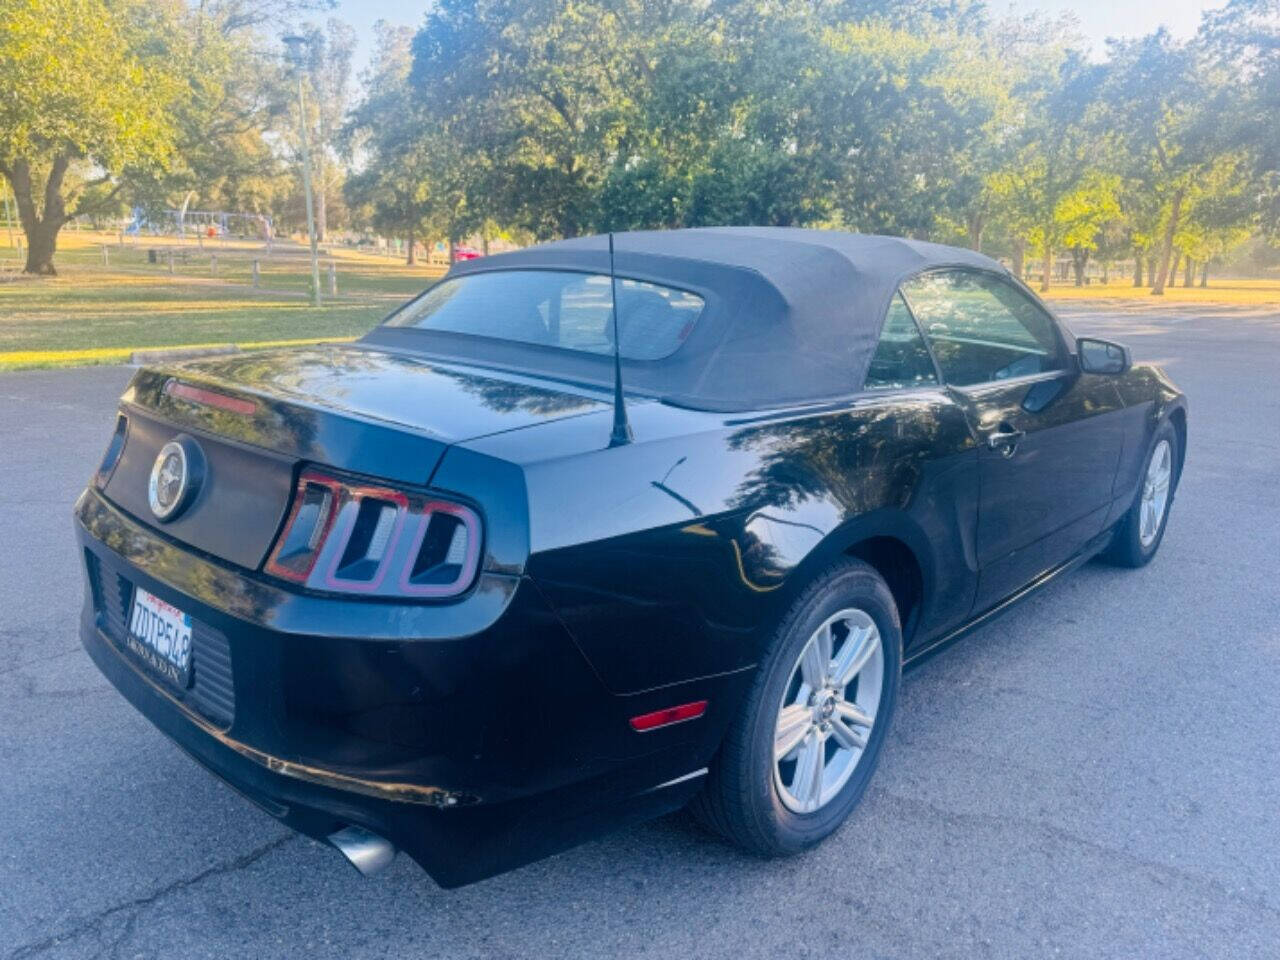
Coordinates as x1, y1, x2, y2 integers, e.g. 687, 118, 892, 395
453, 246, 482, 261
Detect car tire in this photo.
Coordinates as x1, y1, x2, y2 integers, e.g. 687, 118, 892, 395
1103, 420, 1180, 568
689, 559, 901, 856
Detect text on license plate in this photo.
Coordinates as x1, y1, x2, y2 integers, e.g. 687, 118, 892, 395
127, 587, 192, 687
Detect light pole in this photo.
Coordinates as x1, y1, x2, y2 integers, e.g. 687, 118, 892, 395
283, 34, 321, 308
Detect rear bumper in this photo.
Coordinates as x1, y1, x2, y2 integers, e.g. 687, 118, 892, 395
75, 489, 746, 887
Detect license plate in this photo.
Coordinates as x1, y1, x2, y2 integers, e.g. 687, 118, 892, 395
126, 587, 193, 688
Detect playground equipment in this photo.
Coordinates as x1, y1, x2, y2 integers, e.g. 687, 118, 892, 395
121, 205, 273, 242
177, 209, 273, 241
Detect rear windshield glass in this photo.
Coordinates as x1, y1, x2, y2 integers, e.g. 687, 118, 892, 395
383, 270, 706, 361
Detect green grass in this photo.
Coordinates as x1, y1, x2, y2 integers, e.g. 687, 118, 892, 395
3, 228, 1276, 371
0, 230, 445, 363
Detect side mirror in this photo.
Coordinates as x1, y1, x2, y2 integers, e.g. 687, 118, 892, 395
1077, 337, 1131, 375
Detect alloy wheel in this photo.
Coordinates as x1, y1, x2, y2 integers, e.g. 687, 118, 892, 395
773, 608, 884, 814
1139, 439, 1173, 548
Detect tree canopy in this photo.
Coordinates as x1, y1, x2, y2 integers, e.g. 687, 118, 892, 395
378, 0, 1274, 288
0, 0, 183, 272
1, 0, 1275, 283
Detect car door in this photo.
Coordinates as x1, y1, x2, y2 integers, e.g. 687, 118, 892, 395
901, 269, 1126, 614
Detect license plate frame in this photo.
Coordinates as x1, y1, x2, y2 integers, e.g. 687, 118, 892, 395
126, 586, 193, 689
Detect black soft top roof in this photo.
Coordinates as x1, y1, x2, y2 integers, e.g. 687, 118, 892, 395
362, 227, 1006, 411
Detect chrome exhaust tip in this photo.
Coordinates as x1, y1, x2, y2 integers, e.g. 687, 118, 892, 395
328, 825, 397, 877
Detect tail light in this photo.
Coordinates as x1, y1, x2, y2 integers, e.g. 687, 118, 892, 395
265, 468, 482, 598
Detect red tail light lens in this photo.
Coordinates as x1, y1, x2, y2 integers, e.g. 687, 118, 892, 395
264, 472, 343, 583
265, 468, 482, 598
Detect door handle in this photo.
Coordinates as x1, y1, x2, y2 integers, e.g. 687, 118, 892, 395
986, 424, 1025, 457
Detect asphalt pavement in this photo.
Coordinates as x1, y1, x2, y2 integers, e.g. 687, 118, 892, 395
2, 302, 1278, 959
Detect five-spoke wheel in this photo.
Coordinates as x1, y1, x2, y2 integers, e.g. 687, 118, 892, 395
1105, 420, 1180, 567
1139, 438, 1173, 548
690, 559, 901, 855
773, 609, 883, 814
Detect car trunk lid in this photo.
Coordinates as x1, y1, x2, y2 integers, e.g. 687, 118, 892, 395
102, 343, 608, 570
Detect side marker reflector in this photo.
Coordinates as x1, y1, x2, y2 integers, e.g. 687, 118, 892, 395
629, 700, 707, 732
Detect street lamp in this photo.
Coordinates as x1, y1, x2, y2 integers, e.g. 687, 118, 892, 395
283, 33, 322, 308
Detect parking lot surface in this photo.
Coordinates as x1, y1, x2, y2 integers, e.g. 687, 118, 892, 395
2, 303, 1278, 959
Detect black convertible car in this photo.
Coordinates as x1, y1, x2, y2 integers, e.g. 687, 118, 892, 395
75, 228, 1185, 887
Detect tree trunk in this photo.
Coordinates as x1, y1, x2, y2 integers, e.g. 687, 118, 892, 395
24, 218, 60, 275
1184, 257, 1194, 287
1133, 251, 1143, 286
405, 227, 416, 266
1012, 239, 1025, 281
967, 211, 985, 252
1199, 260, 1209, 287
1169, 252, 1181, 288
5, 156, 70, 276
1151, 189, 1184, 296
315, 178, 327, 243
1101, 260, 1109, 284
1040, 241, 1052, 293
448, 238, 456, 264
1070, 248, 1089, 286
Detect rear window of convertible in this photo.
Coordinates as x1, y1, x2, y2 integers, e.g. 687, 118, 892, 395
383, 270, 706, 361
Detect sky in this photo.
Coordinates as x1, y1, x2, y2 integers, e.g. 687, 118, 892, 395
997, 0, 1226, 46
333, 0, 1228, 76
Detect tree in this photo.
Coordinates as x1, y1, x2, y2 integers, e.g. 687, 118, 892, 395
1173, 152, 1259, 284
1200, 0, 1280, 241
123, 1, 342, 240
805, 19, 1012, 239
346, 22, 484, 262
299, 19, 356, 239
1102, 31, 1231, 294
0, 0, 183, 274
1201, 1, 1280, 173
405, 1, 1034, 242
345, 24, 431, 262
1057, 173, 1123, 285
987, 52, 1108, 291
410, 0, 640, 239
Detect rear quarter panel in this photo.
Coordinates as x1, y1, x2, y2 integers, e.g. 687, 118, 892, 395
466, 391, 980, 694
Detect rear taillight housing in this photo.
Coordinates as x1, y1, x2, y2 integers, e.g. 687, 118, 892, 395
265, 468, 482, 599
